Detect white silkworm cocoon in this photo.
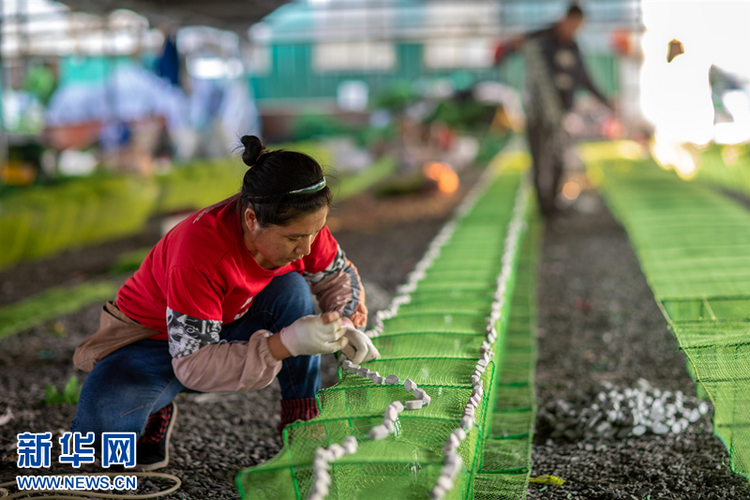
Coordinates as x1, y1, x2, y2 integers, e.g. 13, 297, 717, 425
413, 388, 427, 400
341, 360, 353, 370
448, 433, 460, 447
369, 425, 389, 440
442, 462, 460, 479
371, 375, 384, 385
461, 415, 474, 430
347, 363, 361, 373
437, 475, 454, 491
384, 375, 400, 385
386, 406, 398, 422
477, 358, 488, 368
445, 452, 462, 467
470, 374, 481, 385
452, 428, 467, 442
343, 436, 358, 454
430, 485, 447, 500
421, 394, 432, 405
473, 385, 484, 398
328, 444, 345, 460
314, 479, 329, 496
366, 370, 380, 380
389, 401, 404, 413
405, 400, 423, 410
442, 441, 457, 454
383, 419, 395, 433
357, 367, 369, 377
404, 379, 418, 392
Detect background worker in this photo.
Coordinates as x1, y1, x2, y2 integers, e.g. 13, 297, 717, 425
495, 4, 613, 215
71, 135, 379, 470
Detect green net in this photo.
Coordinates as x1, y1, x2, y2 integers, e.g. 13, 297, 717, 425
475, 214, 541, 500
585, 142, 750, 479
237, 152, 540, 499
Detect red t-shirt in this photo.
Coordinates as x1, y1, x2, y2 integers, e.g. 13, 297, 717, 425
116, 195, 339, 340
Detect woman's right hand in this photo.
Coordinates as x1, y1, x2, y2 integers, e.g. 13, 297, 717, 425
279, 311, 348, 357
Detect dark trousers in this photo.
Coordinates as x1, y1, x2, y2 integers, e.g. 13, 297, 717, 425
527, 120, 566, 216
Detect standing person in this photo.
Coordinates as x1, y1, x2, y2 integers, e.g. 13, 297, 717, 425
495, 4, 613, 215
70, 135, 379, 470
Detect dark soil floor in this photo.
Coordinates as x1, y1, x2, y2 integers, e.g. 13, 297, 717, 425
1, 168, 748, 499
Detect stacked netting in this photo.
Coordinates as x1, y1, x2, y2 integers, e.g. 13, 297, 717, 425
237, 152, 534, 500
584, 142, 750, 479
474, 210, 541, 499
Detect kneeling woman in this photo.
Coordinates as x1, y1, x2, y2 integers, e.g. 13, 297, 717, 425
71, 135, 379, 470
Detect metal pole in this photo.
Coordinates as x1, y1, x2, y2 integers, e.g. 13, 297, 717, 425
0, 1, 8, 169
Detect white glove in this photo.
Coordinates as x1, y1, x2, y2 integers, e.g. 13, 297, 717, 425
279, 313, 348, 357
341, 325, 381, 364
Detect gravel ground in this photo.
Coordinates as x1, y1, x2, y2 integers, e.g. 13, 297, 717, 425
2, 173, 749, 499
528, 192, 750, 500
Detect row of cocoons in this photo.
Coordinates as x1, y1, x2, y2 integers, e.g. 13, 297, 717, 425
342, 359, 433, 415
431, 179, 529, 500
307, 436, 359, 500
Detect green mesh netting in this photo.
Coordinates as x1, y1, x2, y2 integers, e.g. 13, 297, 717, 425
586, 142, 750, 479
237, 153, 540, 499
476, 214, 541, 500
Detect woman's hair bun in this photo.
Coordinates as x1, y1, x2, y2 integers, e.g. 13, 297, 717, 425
241, 135, 265, 167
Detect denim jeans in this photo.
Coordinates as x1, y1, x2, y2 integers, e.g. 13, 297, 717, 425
71, 271, 319, 441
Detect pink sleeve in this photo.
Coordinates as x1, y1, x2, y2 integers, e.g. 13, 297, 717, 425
171, 330, 282, 392
309, 258, 368, 328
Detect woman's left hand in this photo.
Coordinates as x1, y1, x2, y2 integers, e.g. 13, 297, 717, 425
340, 319, 380, 364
